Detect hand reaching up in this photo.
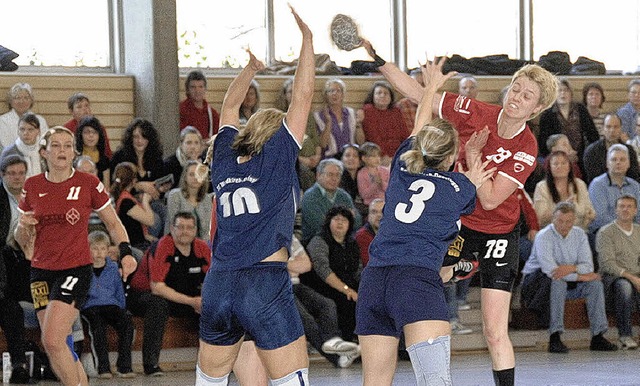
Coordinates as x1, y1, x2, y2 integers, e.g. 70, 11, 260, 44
289, 4, 312, 40
246, 49, 265, 72
457, 159, 496, 189
420, 56, 457, 93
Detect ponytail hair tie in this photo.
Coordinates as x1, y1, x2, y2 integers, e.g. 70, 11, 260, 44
421, 148, 428, 156
115, 178, 121, 183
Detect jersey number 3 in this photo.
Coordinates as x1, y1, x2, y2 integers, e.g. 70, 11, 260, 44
394, 179, 435, 224
219, 187, 260, 217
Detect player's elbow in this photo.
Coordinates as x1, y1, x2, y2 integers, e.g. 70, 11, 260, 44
479, 198, 500, 211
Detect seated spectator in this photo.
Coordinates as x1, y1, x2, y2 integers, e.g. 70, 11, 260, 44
356, 80, 408, 166
356, 142, 389, 208
75, 116, 111, 189
289, 236, 360, 368
355, 198, 384, 268
111, 162, 156, 252
596, 194, 640, 350
164, 160, 213, 240
63, 92, 112, 157
179, 70, 219, 139
128, 212, 210, 376
395, 68, 422, 133
74, 156, 108, 235
164, 126, 204, 191
458, 75, 479, 99
0, 83, 48, 152
588, 144, 640, 235
0, 113, 44, 178
81, 231, 135, 379
534, 151, 595, 231
276, 78, 321, 191
338, 144, 363, 213
314, 78, 357, 159
517, 189, 540, 286
301, 158, 362, 245
616, 79, 640, 141
582, 82, 607, 136
303, 206, 362, 342
583, 113, 640, 184
110, 118, 171, 237
238, 80, 260, 126
522, 202, 617, 353
626, 114, 640, 165
538, 79, 599, 174
544, 133, 582, 180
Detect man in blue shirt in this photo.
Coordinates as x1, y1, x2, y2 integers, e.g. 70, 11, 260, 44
616, 79, 640, 140
523, 201, 616, 353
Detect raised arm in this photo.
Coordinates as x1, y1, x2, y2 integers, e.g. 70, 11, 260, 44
285, 6, 315, 145
219, 51, 265, 128
413, 57, 457, 137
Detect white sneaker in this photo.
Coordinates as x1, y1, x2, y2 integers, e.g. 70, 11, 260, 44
619, 336, 638, 350
337, 346, 361, 368
321, 336, 359, 355
457, 302, 471, 311
450, 321, 472, 335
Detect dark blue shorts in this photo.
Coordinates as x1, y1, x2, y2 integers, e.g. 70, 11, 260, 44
199, 262, 304, 350
355, 265, 447, 338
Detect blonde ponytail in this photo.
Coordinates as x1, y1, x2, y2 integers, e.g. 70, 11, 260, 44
400, 118, 458, 174
195, 135, 216, 184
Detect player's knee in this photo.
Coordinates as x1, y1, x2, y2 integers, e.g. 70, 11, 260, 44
270, 368, 309, 385
407, 336, 452, 386
195, 364, 229, 386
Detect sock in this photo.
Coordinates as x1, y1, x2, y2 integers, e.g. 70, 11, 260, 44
270, 368, 309, 385
492, 368, 514, 386
195, 364, 228, 385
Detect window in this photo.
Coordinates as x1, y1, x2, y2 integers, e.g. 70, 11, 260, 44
1, 1, 111, 67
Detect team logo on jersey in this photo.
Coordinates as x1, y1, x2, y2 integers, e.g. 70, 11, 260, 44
96, 182, 105, 193
66, 208, 80, 225
453, 95, 471, 115
514, 163, 525, 173
513, 151, 535, 166
485, 147, 512, 164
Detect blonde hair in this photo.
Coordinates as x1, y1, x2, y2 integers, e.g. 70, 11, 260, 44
39, 126, 78, 172
232, 108, 286, 156
400, 118, 458, 174
88, 230, 111, 246
509, 64, 558, 119
180, 160, 208, 202
196, 136, 214, 184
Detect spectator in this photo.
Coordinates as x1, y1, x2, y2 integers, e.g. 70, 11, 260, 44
458, 75, 479, 99
538, 79, 599, 173
81, 231, 135, 379
304, 206, 362, 342
314, 78, 357, 159
74, 156, 108, 235
626, 115, 640, 165
0, 113, 44, 178
355, 198, 384, 268
516, 189, 540, 285
75, 116, 111, 189
289, 236, 360, 368
533, 150, 595, 231
338, 144, 363, 213
616, 79, 640, 141
0, 83, 48, 152
588, 144, 640, 235
238, 79, 260, 126
356, 80, 408, 166
582, 82, 607, 136
357, 142, 390, 207
300, 158, 362, 245
63, 93, 112, 157
544, 133, 583, 180
582, 113, 640, 184
395, 68, 423, 133
179, 70, 220, 139
163, 126, 204, 191
522, 202, 617, 353
128, 212, 210, 376
164, 160, 213, 240
276, 78, 321, 191
596, 194, 640, 349
111, 162, 156, 252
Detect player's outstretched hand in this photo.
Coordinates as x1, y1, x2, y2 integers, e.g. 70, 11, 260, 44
420, 56, 457, 93
289, 4, 312, 40
458, 159, 496, 189
246, 49, 265, 72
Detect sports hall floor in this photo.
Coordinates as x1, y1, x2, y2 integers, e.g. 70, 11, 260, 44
37, 347, 640, 385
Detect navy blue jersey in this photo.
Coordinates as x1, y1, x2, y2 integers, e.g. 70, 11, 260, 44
210, 123, 301, 270
368, 138, 476, 272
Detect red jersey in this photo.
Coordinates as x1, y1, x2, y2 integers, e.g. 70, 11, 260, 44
18, 170, 111, 270
439, 92, 538, 234
179, 98, 220, 139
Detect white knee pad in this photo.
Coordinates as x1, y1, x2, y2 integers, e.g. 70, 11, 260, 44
195, 364, 229, 386
407, 336, 452, 386
270, 368, 309, 386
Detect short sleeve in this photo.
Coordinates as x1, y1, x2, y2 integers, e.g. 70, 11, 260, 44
91, 179, 111, 211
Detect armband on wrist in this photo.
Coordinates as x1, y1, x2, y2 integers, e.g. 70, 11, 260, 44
373, 54, 386, 68
119, 242, 133, 261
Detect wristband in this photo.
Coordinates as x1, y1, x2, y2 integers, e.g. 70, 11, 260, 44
373, 54, 386, 68
118, 242, 133, 261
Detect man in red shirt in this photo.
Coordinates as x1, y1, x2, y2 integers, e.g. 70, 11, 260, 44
179, 70, 220, 140
355, 198, 384, 267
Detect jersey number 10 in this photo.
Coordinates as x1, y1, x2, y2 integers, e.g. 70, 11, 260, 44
219, 187, 260, 217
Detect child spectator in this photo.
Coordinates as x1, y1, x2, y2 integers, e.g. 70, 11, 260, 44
81, 231, 135, 379
357, 142, 390, 207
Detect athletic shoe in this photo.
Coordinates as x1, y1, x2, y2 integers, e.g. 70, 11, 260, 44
590, 333, 618, 351
337, 346, 361, 368
450, 320, 472, 335
144, 366, 165, 377
549, 332, 569, 353
452, 260, 479, 282
321, 337, 359, 355
97, 372, 113, 379
619, 336, 638, 350
116, 370, 137, 378
457, 302, 471, 311
9, 364, 30, 384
